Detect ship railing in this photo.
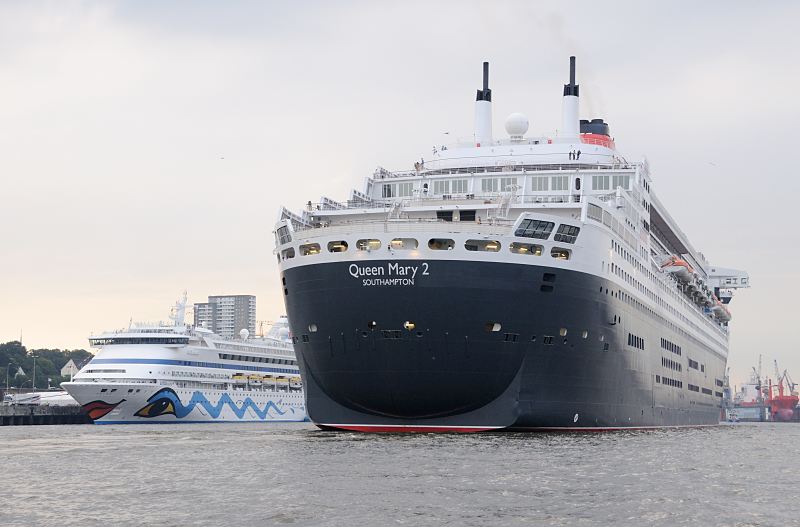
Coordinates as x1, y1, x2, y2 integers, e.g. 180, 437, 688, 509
292, 217, 515, 236
372, 162, 637, 180
307, 192, 588, 213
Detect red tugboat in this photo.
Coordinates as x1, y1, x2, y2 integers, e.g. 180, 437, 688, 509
767, 361, 798, 422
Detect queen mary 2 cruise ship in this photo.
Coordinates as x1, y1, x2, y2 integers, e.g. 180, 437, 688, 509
273, 57, 750, 432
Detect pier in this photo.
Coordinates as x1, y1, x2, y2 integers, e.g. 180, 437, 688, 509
0, 405, 90, 426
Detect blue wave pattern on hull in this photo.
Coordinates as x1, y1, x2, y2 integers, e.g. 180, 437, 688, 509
134, 388, 300, 421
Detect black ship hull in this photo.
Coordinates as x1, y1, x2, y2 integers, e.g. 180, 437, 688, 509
282, 259, 722, 432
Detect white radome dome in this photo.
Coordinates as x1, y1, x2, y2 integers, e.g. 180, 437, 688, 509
505, 113, 529, 138
239, 328, 250, 340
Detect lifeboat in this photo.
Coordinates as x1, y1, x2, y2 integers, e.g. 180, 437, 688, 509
660, 256, 694, 282
712, 300, 732, 322
232, 374, 247, 384
248, 374, 264, 385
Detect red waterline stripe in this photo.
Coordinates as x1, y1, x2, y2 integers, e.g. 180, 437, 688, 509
322, 423, 502, 433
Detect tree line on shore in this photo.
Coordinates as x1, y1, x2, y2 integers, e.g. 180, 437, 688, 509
1, 341, 92, 390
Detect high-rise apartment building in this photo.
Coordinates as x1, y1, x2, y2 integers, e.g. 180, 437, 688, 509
193, 295, 256, 339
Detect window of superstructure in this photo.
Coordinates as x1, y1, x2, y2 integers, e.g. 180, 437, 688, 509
459, 210, 476, 222
281, 247, 295, 259
592, 175, 610, 190
481, 178, 498, 193
509, 242, 543, 256
612, 175, 631, 190
500, 177, 517, 191
433, 180, 450, 195
531, 176, 549, 192
465, 240, 500, 252
452, 179, 469, 193
277, 226, 292, 245
515, 219, 555, 240
356, 239, 381, 251
327, 241, 348, 253
588, 203, 602, 222
390, 238, 418, 250
554, 224, 581, 244
551, 176, 568, 191
299, 243, 321, 256
428, 238, 455, 250
398, 182, 414, 197
551, 247, 571, 260
382, 184, 394, 198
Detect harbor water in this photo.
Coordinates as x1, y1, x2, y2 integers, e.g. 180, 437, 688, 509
2, 423, 798, 526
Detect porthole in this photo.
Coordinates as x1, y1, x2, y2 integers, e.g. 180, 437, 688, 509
368, 321, 377, 330
581, 330, 588, 339
485, 322, 502, 332
308, 324, 318, 333
559, 327, 567, 337
403, 321, 416, 331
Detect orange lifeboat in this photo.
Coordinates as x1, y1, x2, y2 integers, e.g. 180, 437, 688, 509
660, 256, 695, 282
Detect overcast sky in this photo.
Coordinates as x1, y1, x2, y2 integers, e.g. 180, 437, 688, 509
1, 1, 797, 387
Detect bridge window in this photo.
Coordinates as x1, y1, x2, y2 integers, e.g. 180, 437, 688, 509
554, 224, 581, 244
299, 243, 321, 256
465, 240, 500, 252
281, 247, 295, 259
277, 226, 292, 245
356, 239, 381, 251
428, 239, 455, 250
551, 247, 571, 260
515, 219, 555, 239
509, 242, 542, 255
327, 241, 348, 253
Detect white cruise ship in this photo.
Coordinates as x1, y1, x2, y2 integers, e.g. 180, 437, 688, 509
63, 294, 306, 424
273, 57, 750, 432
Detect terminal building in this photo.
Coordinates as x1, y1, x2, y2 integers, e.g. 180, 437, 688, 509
193, 295, 256, 339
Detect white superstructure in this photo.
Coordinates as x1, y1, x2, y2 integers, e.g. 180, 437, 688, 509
63, 294, 306, 424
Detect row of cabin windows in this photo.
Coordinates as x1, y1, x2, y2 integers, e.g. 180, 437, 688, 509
219, 353, 297, 365
284, 239, 572, 260
627, 333, 645, 350
377, 174, 633, 198
218, 353, 297, 366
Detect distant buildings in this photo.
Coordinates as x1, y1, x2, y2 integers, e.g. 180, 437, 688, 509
193, 295, 256, 339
